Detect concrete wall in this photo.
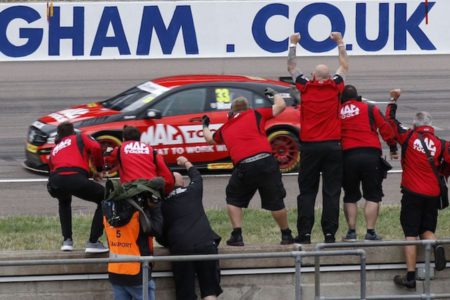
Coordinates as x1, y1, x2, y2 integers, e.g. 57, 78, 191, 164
1, 244, 450, 299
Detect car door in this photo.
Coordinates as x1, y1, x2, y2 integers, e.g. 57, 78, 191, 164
137, 87, 212, 165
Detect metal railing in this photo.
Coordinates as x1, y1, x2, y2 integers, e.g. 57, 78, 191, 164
314, 239, 450, 300
0, 249, 367, 300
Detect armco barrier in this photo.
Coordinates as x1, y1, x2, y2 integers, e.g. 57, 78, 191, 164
314, 239, 450, 300
0, 249, 367, 300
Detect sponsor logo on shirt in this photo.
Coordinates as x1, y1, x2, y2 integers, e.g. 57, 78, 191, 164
413, 138, 436, 156
52, 139, 71, 156
340, 104, 360, 119
124, 142, 150, 154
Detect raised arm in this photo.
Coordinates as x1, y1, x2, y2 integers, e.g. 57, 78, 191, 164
287, 33, 302, 81
265, 87, 286, 117
330, 32, 348, 77
201, 115, 216, 145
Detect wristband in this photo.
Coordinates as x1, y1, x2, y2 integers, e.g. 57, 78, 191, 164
289, 43, 297, 48
337, 43, 345, 47
389, 97, 396, 102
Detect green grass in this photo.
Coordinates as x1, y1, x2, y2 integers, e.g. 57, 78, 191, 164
2, 207, 450, 250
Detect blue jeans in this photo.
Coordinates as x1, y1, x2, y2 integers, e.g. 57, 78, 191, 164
112, 280, 155, 300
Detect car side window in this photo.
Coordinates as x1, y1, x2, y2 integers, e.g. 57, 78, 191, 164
152, 88, 207, 116
207, 87, 256, 111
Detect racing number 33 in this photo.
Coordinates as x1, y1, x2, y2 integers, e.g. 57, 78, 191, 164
215, 88, 231, 103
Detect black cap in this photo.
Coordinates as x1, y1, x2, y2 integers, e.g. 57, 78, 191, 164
341, 85, 361, 103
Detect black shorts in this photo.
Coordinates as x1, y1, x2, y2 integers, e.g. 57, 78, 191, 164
226, 155, 286, 211
400, 190, 439, 237
172, 243, 222, 300
343, 149, 383, 203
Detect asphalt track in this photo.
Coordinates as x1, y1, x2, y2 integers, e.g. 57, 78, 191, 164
1, 55, 450, 216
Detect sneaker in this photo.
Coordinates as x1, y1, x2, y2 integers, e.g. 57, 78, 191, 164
61, 238, 73, 251
342, 231, 357, 242
280, 229, 294, 245
226, 234, 244, 247
85, 241, 109, 253
294, 234, 311, 245
365, 232, 382, 241
324, 233, 335, 243
434, 245, 446, 271
393, 275, 416, 289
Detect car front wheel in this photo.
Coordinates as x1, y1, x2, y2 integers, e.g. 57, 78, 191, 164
268, 130, 300, 173
95, 134, 122, 177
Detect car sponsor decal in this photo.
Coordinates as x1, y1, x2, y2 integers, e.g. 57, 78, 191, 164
141, 124, 228, 155
32, 121, 46, 129
49, 108, 89, 122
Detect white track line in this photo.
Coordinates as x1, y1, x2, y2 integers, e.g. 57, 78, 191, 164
0, 169, 404, 183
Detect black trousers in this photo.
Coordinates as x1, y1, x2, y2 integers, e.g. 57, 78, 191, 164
48, 172, 105, 242
297, 141, 343, 237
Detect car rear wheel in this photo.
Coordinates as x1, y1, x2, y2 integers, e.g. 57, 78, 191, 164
95, 135, 122, 177
268, 130, 300, 173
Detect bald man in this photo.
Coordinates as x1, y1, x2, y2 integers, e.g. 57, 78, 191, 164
287, 32, 349, 244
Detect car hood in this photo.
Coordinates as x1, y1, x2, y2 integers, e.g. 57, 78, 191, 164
38, 102, 120, 126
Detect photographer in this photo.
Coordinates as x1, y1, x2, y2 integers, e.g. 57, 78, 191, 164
103, 179, 164, 300
159, 156, 222, 300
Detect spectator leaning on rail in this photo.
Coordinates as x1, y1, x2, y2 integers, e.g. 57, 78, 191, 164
339, 85, 398, 242
287, 32, 348, 244
386, 89, 448, 289
202, 90, 294, 246
106, 125, 174, 195
46, 121, 108, 253
158, 156, 222, 300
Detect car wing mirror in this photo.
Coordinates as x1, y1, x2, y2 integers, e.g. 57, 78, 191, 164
146, 109, 162, 119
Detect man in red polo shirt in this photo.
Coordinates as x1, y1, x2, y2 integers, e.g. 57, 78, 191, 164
203, 90, 294, 246
107, 125, 174, 195
387, 89, 448, 289
47, 121, 108, 253
287, 32, 348, 243
339, 85, 398, 242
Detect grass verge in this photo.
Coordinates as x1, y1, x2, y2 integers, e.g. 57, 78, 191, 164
1, 207, 450, 251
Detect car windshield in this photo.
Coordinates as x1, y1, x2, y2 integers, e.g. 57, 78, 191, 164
101, 81, 170, 112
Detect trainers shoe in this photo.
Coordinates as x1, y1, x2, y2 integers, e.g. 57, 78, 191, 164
85, 241, 109, 253
61, 238, 73, 251
226, 234, 244, 247
324, 233, 335, 243
393, 275, 416, 289
434, 245, 446, 271
342, 231, 357, 242
294, 234, 311, 245
365, 232, 382, 241
281, 229, 294, 245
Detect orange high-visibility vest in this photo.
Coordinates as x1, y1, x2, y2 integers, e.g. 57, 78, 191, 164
104, 211, 153, 275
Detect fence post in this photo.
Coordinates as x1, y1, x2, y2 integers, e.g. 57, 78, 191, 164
424, 242, 432, 300
314, 255, 320, 300
295, 254, 302, 300
360, 251, 367, 300
142, 260, 149, 300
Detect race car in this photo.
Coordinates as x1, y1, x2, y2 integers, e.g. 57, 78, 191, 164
25, 74, 301, 174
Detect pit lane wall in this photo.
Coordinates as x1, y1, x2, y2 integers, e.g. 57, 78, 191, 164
0, 0, 448, 61
1, 244, 450, 299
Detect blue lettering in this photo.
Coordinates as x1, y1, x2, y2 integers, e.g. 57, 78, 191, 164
91, 7, 130, 56
356, 3, 389, 51
252, 4, 288, 53
394, 2, 436, 50
137, 5, 198, 55
294, 3, 345, 53
48, 6, 84, 56
0, 6, 42, 57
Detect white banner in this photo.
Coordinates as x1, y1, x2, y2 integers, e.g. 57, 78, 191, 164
0, 1, 447, 61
